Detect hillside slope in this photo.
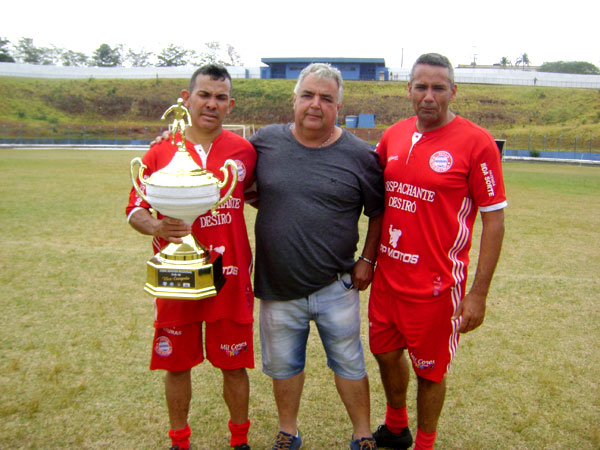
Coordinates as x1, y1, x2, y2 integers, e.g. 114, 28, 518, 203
1, 77, 599, 148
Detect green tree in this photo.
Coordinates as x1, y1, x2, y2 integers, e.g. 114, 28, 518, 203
14, 38, 43, 63
499, 56, 511, 68
226, 44, 242, 66
539, 61, 600, 75
91, 43, 122, 67
14, 38, 59, 65
39, 45, 62, 65
156, 44, 191, 67
197, 41, 226, 65
126, 48, 154, 67
0, 38, 15, 62
61, 50, 88, 66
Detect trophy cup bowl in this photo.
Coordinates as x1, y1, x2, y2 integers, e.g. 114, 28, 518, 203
130, 121, 238, 300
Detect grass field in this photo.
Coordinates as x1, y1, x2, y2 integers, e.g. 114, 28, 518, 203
0, 149, 598, 449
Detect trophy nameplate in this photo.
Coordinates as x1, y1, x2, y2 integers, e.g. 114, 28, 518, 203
144, 239, 225, 299
130, 98, 237, 300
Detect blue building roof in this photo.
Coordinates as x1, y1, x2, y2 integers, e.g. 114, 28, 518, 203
260, 57, 389, 81
261, 57, 386, 64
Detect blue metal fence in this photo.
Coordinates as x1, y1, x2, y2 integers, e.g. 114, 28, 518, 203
0, 137, 151, 146
503, 149, 600, 161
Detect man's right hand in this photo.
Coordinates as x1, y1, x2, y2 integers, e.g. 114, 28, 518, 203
150, 130, 172, 147
154, 217, 192, 243
129, 209, 191, 243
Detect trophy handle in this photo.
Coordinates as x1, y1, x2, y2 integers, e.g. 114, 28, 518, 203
130, 157, 149, 202
212, 159, 238, 214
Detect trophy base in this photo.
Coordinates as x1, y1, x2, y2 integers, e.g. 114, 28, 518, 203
144, 251, 225, 300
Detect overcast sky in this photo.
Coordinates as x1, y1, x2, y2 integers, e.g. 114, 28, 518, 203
3, 0, 599, 69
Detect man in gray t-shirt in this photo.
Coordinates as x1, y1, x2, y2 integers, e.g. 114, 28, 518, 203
251, 123, 383, 300
249, 63, 384, 450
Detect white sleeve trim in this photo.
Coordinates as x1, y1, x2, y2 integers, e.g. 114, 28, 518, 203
127, 206, 148, 223
479, 201, 508, 212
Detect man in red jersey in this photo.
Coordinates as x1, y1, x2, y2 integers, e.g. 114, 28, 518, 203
369, 53, 506, 450
126, 65, 256, 450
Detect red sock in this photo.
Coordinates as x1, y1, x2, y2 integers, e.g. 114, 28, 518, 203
169, 423, 191, 450
385, 403, 409, 433
414, 427, 437, 450
228, 419, 251, 446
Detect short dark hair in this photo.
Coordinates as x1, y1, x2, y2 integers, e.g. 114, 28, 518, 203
410, 53, 455, 85
189, 64, 232, 93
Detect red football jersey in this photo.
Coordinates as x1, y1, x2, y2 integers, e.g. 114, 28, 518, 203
374, 116, 507, 301
126, 130, 257, 327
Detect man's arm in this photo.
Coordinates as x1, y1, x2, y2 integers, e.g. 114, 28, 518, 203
454, 208, 505, 333
129, 208, 192, 244
352, 213, 383, 291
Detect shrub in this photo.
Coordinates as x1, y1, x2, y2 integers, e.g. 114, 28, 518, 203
45, 93, 87, 114
95, 95, 134, 117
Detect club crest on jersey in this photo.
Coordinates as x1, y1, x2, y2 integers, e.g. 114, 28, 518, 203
235, 159, 247, 182
155, 336, 173, 357
429, 151, 453, 173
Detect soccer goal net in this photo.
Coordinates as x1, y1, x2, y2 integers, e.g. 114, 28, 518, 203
224, 124, 255, 139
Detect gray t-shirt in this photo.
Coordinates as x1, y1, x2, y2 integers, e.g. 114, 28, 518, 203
250, 123, 384, 300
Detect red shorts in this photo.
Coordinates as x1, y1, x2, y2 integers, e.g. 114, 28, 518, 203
150, 319, 254, 372
368, 284, 460, 382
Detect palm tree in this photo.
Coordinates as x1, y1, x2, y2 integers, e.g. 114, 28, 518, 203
515, 53, 530, 70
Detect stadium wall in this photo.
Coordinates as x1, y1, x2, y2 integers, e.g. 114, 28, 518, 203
1, 62, 599, 88
387, 67, 600, 88
0, 62, 261, 79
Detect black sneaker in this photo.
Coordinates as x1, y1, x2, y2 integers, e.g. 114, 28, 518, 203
169, 446, 188, 450
232, 444, 251, 450
373, 424, 413, 449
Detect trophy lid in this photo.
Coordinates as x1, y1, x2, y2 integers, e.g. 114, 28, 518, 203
144, 148, 221, 188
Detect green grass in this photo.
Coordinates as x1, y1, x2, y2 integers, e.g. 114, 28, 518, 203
0, 150, 598, 449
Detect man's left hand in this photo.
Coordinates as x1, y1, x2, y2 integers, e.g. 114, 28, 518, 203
453, 292, 486, 333
351, 260, 375, 291
150, 130, 172, 147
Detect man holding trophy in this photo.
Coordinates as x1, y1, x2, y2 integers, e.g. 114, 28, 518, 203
126, 65, 256, 450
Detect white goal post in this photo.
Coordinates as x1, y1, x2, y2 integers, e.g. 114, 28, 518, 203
223, 124, 255, 139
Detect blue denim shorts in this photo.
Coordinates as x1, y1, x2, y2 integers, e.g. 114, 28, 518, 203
259, 273, 366, 380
